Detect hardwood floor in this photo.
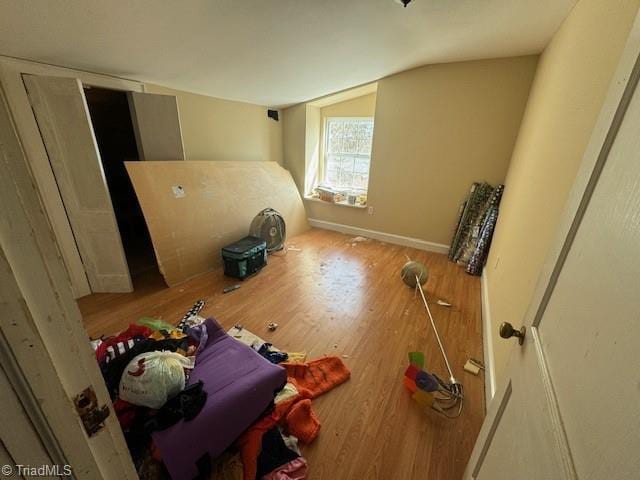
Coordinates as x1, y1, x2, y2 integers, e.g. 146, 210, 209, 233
78, 228, 485, 480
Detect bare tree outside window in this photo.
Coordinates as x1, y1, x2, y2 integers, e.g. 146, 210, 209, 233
323, 117, 374, 192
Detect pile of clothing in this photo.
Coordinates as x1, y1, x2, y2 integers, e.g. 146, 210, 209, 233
91, 301, 209, 476
226, 325, 351, 480
91, 303, 351, 480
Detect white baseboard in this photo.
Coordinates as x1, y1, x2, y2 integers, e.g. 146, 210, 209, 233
307, 218, 450, 254
481, 268, 496, 409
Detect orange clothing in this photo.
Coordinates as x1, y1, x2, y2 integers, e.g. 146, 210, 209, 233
236, 357, 350, 480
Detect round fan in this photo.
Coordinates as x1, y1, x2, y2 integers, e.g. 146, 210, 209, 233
249, 208, 286, 252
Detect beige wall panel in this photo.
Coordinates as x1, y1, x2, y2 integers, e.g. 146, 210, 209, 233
145, 84, 283, 164
126, 161, 308, 286
320, 93, 377, 118
282, 104, 307, 193
485, 0, 640, 386
284, 56, 538, 245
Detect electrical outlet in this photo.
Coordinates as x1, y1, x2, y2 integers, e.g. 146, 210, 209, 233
367, 206, 374, 215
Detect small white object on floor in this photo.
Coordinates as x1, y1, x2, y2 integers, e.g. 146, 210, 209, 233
463, 359, 481, 375
268, 322, 278, 331
342, 354, 349, 358
351, 236, 369, 242
228, 326, 281, 351
287, 246, 302, 252
437, 300, 452, 307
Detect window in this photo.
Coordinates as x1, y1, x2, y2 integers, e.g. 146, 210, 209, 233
322, 117, 374, 193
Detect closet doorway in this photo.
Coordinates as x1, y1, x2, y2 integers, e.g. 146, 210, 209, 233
23, 71, 184, 296
83, 87, 160, 287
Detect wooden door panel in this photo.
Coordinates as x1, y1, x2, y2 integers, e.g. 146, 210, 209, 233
128, 92, 185, 160
469, 333, 570, 479
537, 78, 640, 480
23, 74, 132, 293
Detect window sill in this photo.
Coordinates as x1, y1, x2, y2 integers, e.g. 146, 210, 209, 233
304, 196, 367, 209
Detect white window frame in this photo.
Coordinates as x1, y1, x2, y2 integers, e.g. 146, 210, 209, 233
321, 116, 374, 193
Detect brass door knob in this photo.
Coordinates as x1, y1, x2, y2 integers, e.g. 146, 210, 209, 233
499, 322, 526, 345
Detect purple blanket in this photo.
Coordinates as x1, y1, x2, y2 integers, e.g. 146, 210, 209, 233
152, 318, 286, 480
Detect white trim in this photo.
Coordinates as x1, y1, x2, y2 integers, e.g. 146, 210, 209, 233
304, 196, 367, 209
481, 268, 496, 409
308, 218, 450, 254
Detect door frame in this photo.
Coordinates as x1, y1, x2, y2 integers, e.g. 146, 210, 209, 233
467, 9, 640, 479
0, 85, 137, 478
0, 55, 145, 298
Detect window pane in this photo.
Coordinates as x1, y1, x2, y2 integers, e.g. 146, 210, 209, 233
353, 173, 368, 189
326, 169, 339, 185
340, 155, 355, 171
323, 118, 373, 192
340, 172, 354, 187
354, 157, 369, 173
326, 155, 340, 172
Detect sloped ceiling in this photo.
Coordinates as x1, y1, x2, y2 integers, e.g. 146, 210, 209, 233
0, 0, 575, 107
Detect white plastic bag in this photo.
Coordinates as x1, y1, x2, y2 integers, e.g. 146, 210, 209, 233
119, 351, 195, 409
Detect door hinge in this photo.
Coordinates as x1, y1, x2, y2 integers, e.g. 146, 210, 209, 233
73, 386, 110, 437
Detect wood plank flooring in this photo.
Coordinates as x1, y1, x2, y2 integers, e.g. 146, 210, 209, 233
78, 228, 485, 480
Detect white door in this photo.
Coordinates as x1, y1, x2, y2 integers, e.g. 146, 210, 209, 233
466, 34, 640, 480
23, 74, 132, 293
128, 91, 185, 160
1, 87, 137, 478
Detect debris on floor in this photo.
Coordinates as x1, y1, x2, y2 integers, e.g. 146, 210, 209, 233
90, 301, 351, 479
267, 322, 279, 331
351, 236, 369, 242
223, 284, 241, 294
287, 352, 307, 363
463, 358, 484, 375
177, 299, 206, 331
464, 359, 480, 375
287, 245, 302, 252
228, 325, 272, 348
436, 299, 452, 307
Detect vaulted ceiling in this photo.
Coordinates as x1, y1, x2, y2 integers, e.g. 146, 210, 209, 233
0, 0, 575, 107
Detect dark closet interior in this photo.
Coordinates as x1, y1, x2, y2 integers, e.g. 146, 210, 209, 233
83, 86, 160, 285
